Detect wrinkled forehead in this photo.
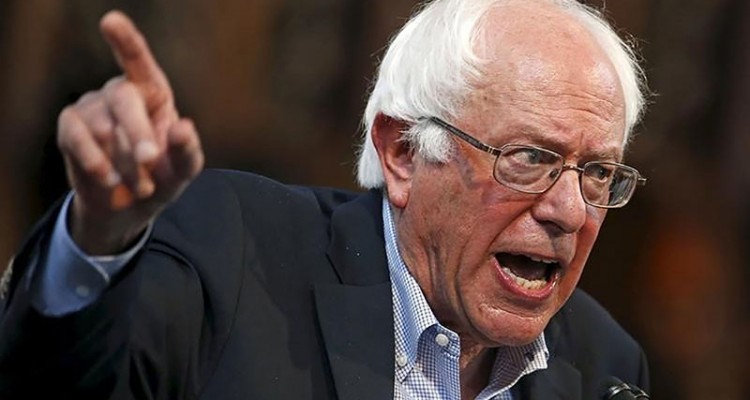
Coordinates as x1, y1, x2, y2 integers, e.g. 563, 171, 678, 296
478, 2, 622, 97
465, 2, 627, 153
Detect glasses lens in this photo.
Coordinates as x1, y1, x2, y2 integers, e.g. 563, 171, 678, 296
494, 145, 562, 193
582, 163, 638, 207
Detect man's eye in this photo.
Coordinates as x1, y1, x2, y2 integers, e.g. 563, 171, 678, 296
525, 149, 541, 164
510, 148, 555, 165
588, 164, 614, 181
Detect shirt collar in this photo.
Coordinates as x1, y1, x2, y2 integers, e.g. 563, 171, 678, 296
382, 197, 440, 381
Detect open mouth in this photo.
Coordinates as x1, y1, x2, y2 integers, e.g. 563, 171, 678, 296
495, 252, 561, 291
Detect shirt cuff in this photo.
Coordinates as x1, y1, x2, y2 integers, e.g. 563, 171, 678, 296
32, 192, 152, 316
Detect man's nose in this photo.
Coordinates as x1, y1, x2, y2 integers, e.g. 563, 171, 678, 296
530, 167, 588, 233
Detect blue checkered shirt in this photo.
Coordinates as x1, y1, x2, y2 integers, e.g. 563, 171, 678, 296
382, 199, 549, 400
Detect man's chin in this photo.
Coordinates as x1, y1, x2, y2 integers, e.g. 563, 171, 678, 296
471, 306, 551, 347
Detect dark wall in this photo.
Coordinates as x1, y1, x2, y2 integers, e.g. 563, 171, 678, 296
1, 1, 747, 398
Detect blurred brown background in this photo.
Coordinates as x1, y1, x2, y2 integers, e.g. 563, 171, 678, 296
1, 0, 748, 398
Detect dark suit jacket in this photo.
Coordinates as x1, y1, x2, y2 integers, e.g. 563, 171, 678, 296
0, 169, 649, 399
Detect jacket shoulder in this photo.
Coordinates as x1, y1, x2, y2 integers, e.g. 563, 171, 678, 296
154, 169, 360, 243
550, 289, 649, 390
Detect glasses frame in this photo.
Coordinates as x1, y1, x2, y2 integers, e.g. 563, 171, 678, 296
426, 116, 647, 209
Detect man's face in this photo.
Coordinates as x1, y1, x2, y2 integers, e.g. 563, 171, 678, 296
391, 6, 627, 347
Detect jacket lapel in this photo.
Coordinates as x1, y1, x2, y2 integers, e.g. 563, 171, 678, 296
517, 311, 582, 400
516, 358, 582, 400
315, 190, 395, 400
314, 283, 394, 400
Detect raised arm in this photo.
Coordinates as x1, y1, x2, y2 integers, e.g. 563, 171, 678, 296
59, 10, 203, 255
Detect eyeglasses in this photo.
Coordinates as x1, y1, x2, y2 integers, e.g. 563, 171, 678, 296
427, 117, 646, 209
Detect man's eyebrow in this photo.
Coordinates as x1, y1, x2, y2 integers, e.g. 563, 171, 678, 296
585, 146, 623, 162
502, 124, 623, 161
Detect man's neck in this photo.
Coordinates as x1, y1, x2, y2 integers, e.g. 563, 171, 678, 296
459, 342, 495, 400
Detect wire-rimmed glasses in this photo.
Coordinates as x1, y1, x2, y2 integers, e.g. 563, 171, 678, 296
427, 117, 646, 209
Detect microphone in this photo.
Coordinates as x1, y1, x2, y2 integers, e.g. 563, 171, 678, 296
602, 377, 650, 399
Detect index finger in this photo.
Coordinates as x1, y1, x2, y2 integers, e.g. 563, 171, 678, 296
99, 11, 171, 106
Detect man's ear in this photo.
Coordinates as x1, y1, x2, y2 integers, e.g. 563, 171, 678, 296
371, 113, 414, 209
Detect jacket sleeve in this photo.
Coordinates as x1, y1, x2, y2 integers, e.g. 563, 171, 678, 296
0, 170, 247, 400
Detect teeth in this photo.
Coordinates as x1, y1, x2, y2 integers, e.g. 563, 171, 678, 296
502, 267, 547, 290
528, 256, 555, 264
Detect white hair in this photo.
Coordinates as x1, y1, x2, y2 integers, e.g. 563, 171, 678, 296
356, 0, 647, 189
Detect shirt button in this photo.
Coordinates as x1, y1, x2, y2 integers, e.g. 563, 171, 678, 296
75, 285, 91, 297
435, 333, 450, 347
396, 355, 408, 367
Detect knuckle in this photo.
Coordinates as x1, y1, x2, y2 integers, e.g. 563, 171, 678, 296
77, 92, 106, 114
78, 104, 114, 135
76, 91, 100, 107
103, 76, 125, 90
106, 80, 138, 106
58, 105, 77, 125
147, 85, 170, 107
80, 157, 109, 179
90, 115, 115, 139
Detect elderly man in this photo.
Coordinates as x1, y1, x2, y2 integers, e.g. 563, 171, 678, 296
0, 0, 649, 399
